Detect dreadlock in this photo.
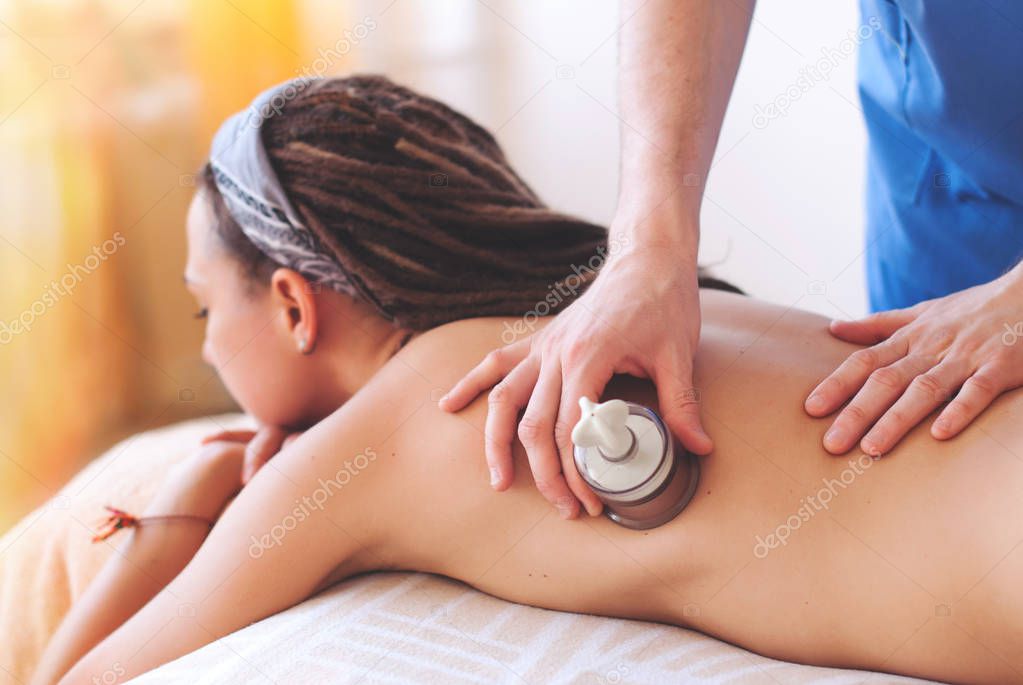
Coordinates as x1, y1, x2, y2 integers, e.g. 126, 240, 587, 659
198, 74, 741, 330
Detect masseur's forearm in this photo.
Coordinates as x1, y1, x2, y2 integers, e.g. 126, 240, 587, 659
615, 0, 754, 250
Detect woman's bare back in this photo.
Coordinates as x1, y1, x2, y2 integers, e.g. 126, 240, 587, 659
378, 289, 1023, 684
61, 290, 1021, 685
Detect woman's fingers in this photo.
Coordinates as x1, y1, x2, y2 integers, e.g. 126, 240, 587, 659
860, 358, 966, 455
438, 338, 530, 412
932, 365, 1006, 439
242, 425, 289, 484
201, 429, 256, 445
519, 359, 579, 519
828, 306, 918, 345
202, 426, 296, 484
806, 340, 907, 417
485, 357, 539, 490
821, 353, 934, 454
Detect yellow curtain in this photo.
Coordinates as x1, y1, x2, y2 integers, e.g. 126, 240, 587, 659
0, 0, 350, 533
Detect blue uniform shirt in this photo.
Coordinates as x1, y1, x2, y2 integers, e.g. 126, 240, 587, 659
857, 0, 1023, 311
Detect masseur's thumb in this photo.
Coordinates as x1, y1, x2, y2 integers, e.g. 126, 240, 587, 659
242, 425, 288, 484
652, 361, 713, 456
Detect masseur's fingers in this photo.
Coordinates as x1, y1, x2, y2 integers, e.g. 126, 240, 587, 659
827, 306, 919, 346
438, 338, 530, 412
813, 267, 1023, 455
650, 351, 713, 456
558, 355, 614, 517
805, 339, 906, 417
242, 425, 289, 485
519, 358, 579, 519
821, 353, 935, 454
485, 356, 540, 491
932, 364, 1006, 440
201, 429, 257, 445
860, 358, 966, 455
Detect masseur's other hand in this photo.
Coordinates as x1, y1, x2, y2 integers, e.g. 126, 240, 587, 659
438, 238, 713, 520
201, 424, 303, 485
806, 262, 1023, 455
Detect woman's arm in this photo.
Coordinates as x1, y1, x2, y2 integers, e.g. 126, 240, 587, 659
53, 358, 424, 684
32, 441, 247, 685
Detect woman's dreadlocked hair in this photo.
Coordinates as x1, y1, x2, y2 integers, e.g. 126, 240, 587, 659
198, 74, 741, 330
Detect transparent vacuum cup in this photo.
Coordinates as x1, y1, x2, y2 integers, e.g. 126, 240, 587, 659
572, 398, 700, 530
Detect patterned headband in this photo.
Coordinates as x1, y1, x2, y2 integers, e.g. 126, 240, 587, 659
207, 77, 360, 299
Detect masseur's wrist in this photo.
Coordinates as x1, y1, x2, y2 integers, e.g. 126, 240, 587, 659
609, 200, 700, 270
983, 259, 1023, 304
1006, 259, 1023, 287
615, 158, 703, 250
601, 233, 701, 303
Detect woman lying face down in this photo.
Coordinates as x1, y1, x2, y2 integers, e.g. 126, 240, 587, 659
35, 76, 1023, 685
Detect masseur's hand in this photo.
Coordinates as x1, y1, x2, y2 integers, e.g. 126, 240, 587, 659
439, 0, 751, 517
439, 234, 713, 520
806, 262, 1023, 455
201, 424, 303, 484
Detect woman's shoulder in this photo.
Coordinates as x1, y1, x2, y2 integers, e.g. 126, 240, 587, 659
409, 316, 546, 352
391, 316, 547, 396
332, 317, 525, 445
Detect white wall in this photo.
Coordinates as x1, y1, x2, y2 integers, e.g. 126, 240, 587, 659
351, 0, 870, 318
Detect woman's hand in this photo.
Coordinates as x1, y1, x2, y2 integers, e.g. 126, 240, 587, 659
805, 262, 1023, 455
438, 234, 712, 520
201, 424, 303, 484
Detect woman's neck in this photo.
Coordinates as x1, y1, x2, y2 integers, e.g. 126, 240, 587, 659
336, 326, 421, 401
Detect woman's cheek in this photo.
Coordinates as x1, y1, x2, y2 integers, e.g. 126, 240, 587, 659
202, 315, 232, 370
201, 333, 215, 367
205, 313, 300, 425
204, 315, 260, 402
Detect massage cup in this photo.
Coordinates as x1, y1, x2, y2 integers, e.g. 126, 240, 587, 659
571, 396, 700, 530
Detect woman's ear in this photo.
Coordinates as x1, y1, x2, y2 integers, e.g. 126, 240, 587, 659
269, 268, 319, 354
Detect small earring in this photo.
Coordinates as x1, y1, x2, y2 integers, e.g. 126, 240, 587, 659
298, 337, 308, 354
